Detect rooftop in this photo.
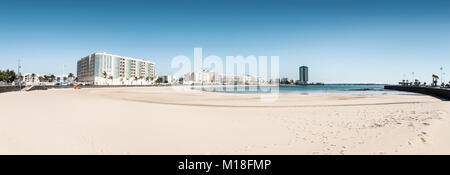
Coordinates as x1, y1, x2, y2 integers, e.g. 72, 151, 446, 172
89, 52, 155, 64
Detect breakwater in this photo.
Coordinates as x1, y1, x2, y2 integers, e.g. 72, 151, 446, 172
385, 85, 450, 100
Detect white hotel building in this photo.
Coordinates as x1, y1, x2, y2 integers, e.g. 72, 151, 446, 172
77, 52, 155, 85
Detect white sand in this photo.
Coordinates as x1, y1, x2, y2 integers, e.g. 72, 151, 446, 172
1, 86, 449, 155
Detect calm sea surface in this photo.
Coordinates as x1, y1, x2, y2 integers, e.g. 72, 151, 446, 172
193, 85, 412, 95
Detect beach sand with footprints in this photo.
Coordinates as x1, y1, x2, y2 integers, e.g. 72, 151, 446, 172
1, 86, 450, 154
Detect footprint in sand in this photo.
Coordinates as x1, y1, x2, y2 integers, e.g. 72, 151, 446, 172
420, 137, 427, 143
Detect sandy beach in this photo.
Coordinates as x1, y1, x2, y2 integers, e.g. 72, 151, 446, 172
1, 86, 450, 155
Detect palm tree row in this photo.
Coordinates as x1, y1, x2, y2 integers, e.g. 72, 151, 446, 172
37, 73, 75, 83
102, 71, 154, 85
0, 69, 17, 83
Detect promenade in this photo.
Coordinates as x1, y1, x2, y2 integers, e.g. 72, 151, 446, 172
385, 85, 450, 100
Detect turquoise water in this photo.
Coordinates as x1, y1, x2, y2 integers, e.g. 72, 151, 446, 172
193, 84, 408, 95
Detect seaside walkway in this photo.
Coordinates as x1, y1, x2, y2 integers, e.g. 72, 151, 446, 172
385, 85, 450, 100
0, 84, 171, 94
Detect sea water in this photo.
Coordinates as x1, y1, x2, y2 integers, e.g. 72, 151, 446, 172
193, 84, 413, 95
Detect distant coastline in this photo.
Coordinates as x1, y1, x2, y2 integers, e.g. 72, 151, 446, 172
280, 83, 389, 86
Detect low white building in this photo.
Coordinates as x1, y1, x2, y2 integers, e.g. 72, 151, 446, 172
183, 71, 220, 85
181, 71, 273, 85
22, 73, 40, 85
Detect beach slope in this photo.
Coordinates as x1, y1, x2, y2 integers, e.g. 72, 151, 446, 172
1, 87, 449, 154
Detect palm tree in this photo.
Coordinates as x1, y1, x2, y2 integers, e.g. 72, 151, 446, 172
31, 73, 36, 83
0, 70, 4, 83
432, 74, 439, 87
49, 74, 56, 82
2, 69, 16, 83
68, 73, 74, 82
107, 75, 114, 85
138, 76, 144, 85
155, 77, 163, 84
45, 75, 50, 82
0, 70, 6, 84
38, 76, 44, 82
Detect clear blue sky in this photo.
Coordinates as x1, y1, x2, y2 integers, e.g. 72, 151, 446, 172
0, 0, 449, 84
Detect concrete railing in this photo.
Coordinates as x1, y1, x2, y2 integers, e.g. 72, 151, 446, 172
0, 84, 171, 93
0, 86, 26, 93
48, 84, 170, 89
385, 85, 450, 100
